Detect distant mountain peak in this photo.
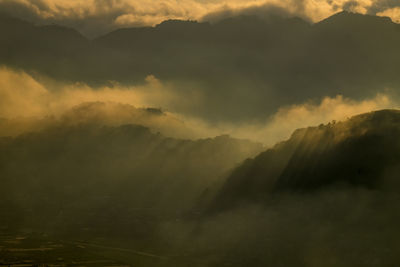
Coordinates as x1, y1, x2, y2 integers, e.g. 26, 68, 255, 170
317, 10, 395, 26
38, 24, 87, 40
157, 19, 198, 26
156, 19, 209, 29
0, 12, 32, 27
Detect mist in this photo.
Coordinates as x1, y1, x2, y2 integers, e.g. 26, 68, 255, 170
1, 5, 400, 266
158, 188, 400, 267
153, 110, 400, 266
1, 66, 397, 146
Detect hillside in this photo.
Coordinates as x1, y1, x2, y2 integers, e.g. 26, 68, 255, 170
0, 123, 262, 237
211, 109, 400, 211
2, 110, 400, 266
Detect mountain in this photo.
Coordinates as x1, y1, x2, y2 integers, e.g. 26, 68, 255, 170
211, 109, 400, 212
2, 110, 400, 266
0, 102, 197, 139
1, 12, 400, 122
0, 14, 90, 80
0, 122, 262, 236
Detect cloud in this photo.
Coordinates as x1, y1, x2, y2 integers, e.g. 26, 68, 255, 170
0, 0, 399, 37
367, 0, 400, 15
0, 66, 398, 146
225, 94, 397, 146
179, 93, 396, 146
159, 185, 400, 266
201, 1, 312, 23
147, 92, 398, 146
0, 67, 198, 138
265, 94, 395, 140
0, 67, 203, 121
342, 1, 361, 12
376, 6, 400, 22
0, 67, 49, 118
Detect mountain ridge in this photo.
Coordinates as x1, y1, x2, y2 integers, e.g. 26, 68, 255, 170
209, 109, 400, 212
1, 11, 400, 122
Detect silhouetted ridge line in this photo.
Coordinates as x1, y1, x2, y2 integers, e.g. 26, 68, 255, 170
1, 12, 400, 121
210, 109, 400, 212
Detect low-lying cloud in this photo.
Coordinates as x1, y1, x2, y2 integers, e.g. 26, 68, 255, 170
0, 66, 397, 146
240, 94, 396, 146
0, 67, 198, 138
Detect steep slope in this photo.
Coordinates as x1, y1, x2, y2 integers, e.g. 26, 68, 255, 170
211, 109, 400, 211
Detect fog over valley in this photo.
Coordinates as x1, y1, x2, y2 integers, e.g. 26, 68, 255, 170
1, 1, 400, 266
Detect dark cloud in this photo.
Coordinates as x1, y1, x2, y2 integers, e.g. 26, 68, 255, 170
342, 0, 360, 12
367, 0, 400, 14
0, 0, 400, 37
201, 1, 311, 23
0, 0, 134, 37
0, 0, 44, 24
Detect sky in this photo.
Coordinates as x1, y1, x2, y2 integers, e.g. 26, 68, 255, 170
0, 0, 400, 37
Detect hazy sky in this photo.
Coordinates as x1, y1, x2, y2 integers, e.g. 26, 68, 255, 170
0, 0, 399, 37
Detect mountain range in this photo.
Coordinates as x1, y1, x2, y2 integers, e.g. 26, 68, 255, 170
2, 9, 400, 266
2, 11, 400, 121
